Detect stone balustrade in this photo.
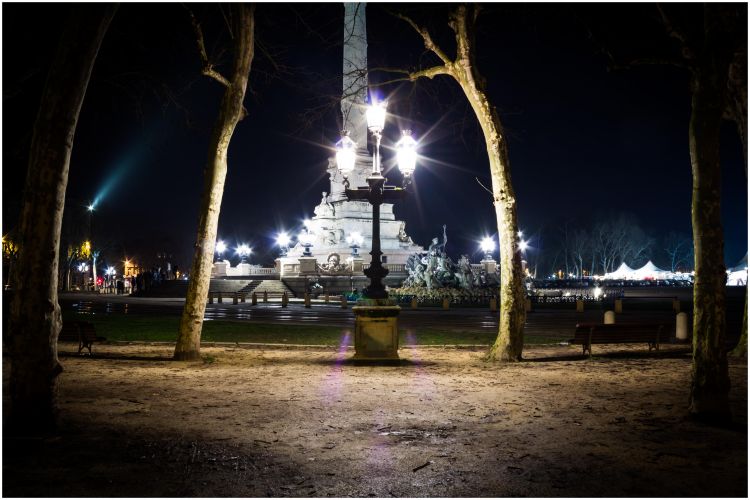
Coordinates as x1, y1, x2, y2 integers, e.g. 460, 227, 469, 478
362, 263, 406, 273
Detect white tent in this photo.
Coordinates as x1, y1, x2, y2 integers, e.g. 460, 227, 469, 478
604, 262, 636, 280
727, 253, 748, 286
632, 261, 669, 280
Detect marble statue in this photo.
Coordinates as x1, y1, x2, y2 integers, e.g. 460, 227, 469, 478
403, 226, 498, 291
318, 252, 350, 275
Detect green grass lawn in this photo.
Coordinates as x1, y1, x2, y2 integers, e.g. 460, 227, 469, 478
62, 312, 561, 346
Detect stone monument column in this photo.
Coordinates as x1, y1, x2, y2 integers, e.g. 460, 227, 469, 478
294, 3, 423, 273
335, 3, 372, 199
342, 3, 368, 150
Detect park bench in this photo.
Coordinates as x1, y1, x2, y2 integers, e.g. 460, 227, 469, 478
570, 323, 667, 358
58, 320, 105, 355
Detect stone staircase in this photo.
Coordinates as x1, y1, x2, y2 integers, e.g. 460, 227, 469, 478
244, 279, 295, 299
135, 279, 254, 298
237, 280, 262, 294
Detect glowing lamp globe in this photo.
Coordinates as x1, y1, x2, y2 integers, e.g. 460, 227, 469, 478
480, 237, 495, 254
335, 132, 357, 174
276, 232, 291, 247
395, 130, 418, 176
519, 239, 529, 252
237, 244, 251, 257
215, 240, 227, 254
366, 100, 387, 133
346, 232, 364, 246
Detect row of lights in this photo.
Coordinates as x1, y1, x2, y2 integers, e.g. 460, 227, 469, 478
215, 231, 526, 262
214, 228, 367, 262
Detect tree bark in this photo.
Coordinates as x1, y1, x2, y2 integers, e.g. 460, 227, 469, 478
727, 50, 748, 358
174, 5, 255, 361
687, 10, 733, 420
464, 83, 525, 362
8, 5, 116, 432
394, 5, 526, 361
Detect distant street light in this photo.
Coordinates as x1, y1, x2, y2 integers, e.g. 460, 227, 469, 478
276, 232, 291, 256
346, 232, 364, 257
105, 266, 116, 291
237, 244, 252, 264
519, 239, 529, 253
215, 240, 227, 262
480, 236, 495, 260
298, 230, 315, 257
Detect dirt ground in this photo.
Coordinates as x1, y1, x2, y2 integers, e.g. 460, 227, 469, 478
3, 342, 748, 497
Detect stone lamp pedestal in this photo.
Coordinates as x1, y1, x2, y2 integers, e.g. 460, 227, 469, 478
481, 259, 497, 274
212, 260, 228, 278
352, 299, 401, 360
298, 256, 318, 275
349, 256, 365, 274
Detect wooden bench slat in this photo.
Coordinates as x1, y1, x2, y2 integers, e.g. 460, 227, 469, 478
569, 323, 666, 357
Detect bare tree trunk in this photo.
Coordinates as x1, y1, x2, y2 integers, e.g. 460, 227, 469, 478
393, 5, 526, 360
473, 100, 525, 361
727, 49, 747, 358
8, 5, 116, 432
174, 5, 255, 361
688, 21, 732, 420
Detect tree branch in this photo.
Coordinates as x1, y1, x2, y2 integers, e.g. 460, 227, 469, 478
390, 10, 454, 67
656, 4, 695, 60
615, 57, 692, 72
185, 6, 231, 88
371, 65, 450, 82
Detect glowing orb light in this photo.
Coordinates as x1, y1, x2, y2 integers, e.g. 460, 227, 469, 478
395, 130, 418, 177
335, 132, 357, 175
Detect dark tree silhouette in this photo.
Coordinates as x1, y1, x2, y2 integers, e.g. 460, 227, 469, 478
655, 4, 745, 421
8, 4, 117, 431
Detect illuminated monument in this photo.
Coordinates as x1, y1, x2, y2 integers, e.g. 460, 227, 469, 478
282, 3, 423, 270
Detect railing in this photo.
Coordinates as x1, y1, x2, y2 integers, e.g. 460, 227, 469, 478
283, 264, 300, 274
252, 267, 277, 275
470, 264, 484, 272
362, 263, 406, 273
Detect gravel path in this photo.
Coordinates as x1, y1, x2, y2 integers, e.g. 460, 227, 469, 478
3, 343, 747, 497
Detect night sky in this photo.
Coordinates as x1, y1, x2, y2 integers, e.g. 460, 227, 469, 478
2, 3, 747, 273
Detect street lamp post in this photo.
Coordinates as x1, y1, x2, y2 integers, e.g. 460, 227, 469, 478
105, 266, 116, 293
298, 230, 314, 257
480, 237, 495, 261
336, 106, 417, 299
335, 99, 419, 359
276, 232, 291, 257
237, 244, 251, 264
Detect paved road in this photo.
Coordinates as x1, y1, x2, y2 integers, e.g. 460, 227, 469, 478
58, 291, 742, 342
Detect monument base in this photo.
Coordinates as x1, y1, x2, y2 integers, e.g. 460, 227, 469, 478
352, 299, 401, 360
